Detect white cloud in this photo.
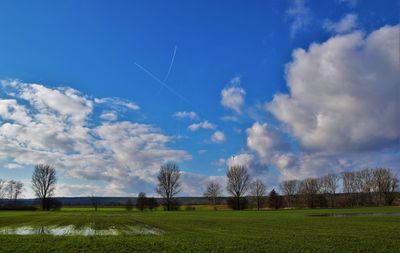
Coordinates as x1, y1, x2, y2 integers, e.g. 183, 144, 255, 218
323, 13, 358, 34
0, 80, 190, 197
246, 122, 289, 164
221, 77, 246, 114
100, 111, 118, 121
173, 111, 198, 120
211, 131, 226, 143
267, 25, 400, 153
286, 0, 311, 38
188, 120, 216, 131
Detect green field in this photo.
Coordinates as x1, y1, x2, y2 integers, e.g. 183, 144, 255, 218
0, 206, 399, 253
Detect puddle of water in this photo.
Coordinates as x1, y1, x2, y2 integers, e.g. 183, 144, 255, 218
0, 224, 163, 236
307, 212, 400, 217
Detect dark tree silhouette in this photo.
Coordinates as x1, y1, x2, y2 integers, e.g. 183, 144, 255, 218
136, 192, 148, 211
32, 164, 57, 211
226, 165, 251, 210
89, 195, 98, 212
268, 189, 282, 210
156, 162, 181, 211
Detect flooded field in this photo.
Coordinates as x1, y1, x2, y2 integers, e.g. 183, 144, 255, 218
307, 212, 400, 217
0, 224, 164, 236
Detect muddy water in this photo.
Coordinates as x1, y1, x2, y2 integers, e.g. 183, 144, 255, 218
0, 224, 163, 236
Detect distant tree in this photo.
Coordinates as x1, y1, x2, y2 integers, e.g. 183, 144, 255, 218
5, 180, 23, 207
89, 195, 98, 212
268, 189, 282, 210
250, 179, 266, 211
125, 198, 134, 211
32, 164, 57, 210
156, 162, 182, 211
136, 192, 148, 211
0, 179, 5, 200
279, 180, 299, 207
373, 168, 399, 205
320, 174, 339, 207
147, 197, 159, 211
203, 182, 222, 208
226, 165, 251, 210
300, 178, 321, 208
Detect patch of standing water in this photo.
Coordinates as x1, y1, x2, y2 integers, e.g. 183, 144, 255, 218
307, 212, 400, 217
0, 224, 163, 236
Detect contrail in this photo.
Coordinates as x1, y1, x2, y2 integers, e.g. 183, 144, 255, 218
163, 46, 177, 82
134, 62, 198, 111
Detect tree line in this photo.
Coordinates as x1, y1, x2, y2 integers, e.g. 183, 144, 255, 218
0, 162, 398, 211
279, 168, 399, 208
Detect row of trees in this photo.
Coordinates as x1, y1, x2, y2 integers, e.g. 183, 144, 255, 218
0, 179, 24, 207
154, 163, 398, 211
1, 162, 398, 211
279, 168, 399, 208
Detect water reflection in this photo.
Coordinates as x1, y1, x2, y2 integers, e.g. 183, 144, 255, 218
307, 212, 400, 217
0, 224, 163, 236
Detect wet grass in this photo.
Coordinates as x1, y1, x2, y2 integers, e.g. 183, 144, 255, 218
0, 206, 399, 252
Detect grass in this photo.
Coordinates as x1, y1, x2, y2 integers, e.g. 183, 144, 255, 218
0, 206, 399, 252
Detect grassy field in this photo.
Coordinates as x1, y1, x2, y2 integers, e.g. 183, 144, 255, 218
0, 206, 399, 253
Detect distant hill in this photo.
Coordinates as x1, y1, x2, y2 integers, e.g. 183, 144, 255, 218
0, 196, 219, 207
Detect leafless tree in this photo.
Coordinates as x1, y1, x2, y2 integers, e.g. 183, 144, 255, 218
226, 165, 251, 210
279, 180, 299, 207
203, 182, 222, 208
250, 179, 266, 211
373, 168, 399, 205
320, 174, 339, 207
156, 162, 181, 211
299, 178, 321, 208
5, 180, 23, 206
0, 179, 6, 200
32, 164, 57, 210
89, 195, 98, 211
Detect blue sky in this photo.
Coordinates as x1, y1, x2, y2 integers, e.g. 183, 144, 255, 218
0, 0, 399, 197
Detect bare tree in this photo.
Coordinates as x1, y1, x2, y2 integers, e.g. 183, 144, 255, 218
89, 195, 98, 212
279, 180, 299, 207
156, 162, 181, 211
250, 179, 266, 211
373, 168, 399, 205
203, 182, 222, 208
320, 174, 339, 207
299, 178, 321, 208
0, 179, 6, 200
5, 180, 23, 207
32, 164, 57, 210
226, 165, 251, 210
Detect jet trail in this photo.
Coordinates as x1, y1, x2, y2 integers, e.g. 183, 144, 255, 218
163, 46, 177, 82
134, 62, 198, 112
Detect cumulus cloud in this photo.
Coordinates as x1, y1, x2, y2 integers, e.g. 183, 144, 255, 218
323, 13, 358, 34
0, 80, 190, 197
173, 111, 198, 120
220, 77, 246, 114
211, 131, 226, 143
246, 122, 289, 164
267, 25, 400, 153
188, 120, 216, 131
286, 0, 311, 38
